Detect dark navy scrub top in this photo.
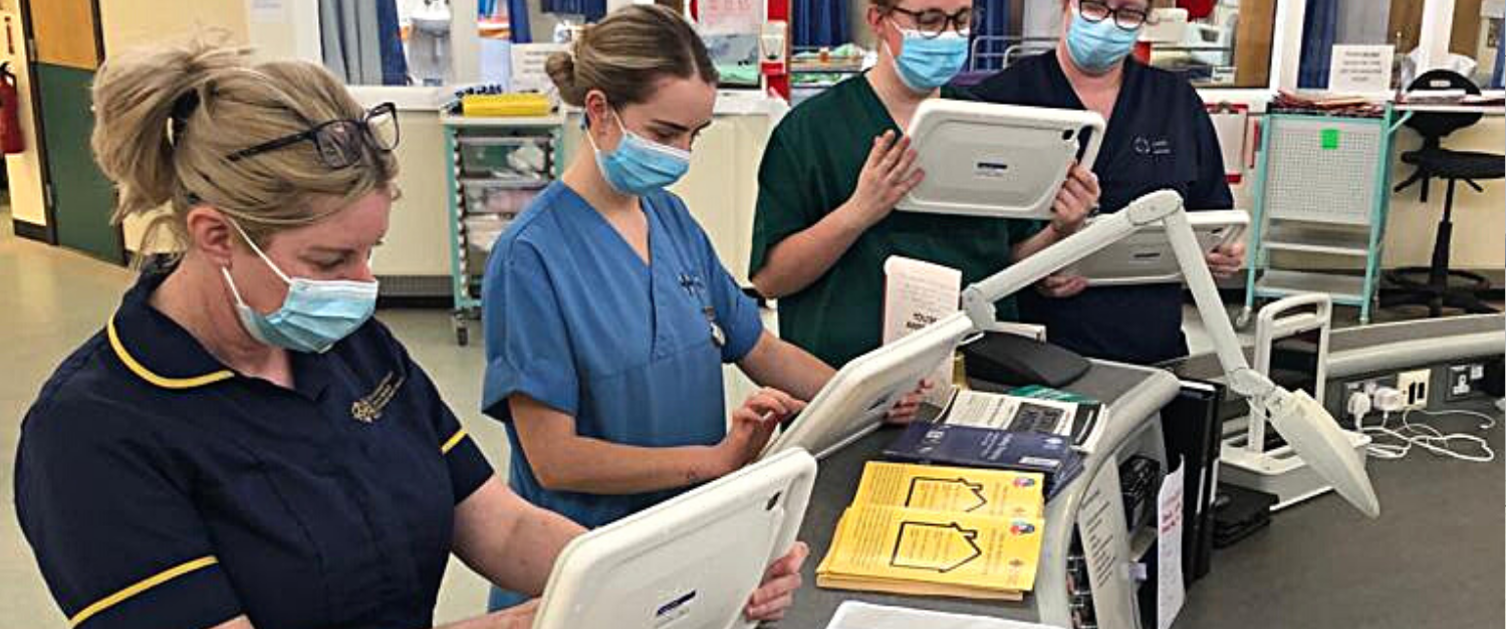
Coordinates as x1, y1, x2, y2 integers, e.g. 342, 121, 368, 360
481, 182, 764, 530
14, 270, 494, 629
970, 53, 1235, 364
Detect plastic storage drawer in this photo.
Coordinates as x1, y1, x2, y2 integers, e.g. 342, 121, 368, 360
457, 136, 550, 182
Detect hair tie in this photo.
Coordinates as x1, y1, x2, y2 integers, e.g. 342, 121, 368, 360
166, 89, 201, 147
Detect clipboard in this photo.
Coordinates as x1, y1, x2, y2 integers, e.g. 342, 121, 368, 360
1206, 102, 1250, 184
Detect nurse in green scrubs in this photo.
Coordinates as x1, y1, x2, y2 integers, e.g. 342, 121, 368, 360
750, 0, 1101, 368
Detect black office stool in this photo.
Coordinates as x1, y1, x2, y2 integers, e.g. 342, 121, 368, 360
1384, 70, 1505, 317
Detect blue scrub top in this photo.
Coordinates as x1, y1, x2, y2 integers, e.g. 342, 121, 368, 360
14, 269, 494, 629
969, 53, 1235, 365
481, 182, 764, 530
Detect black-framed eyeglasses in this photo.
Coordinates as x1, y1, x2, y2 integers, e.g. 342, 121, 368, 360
885, 6, 978, 38
1077, 0, 1151, 30
226, 102, 400, 168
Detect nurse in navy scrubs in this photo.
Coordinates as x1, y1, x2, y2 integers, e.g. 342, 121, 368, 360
971, 0, 1246, 364
14, 38, 804, 629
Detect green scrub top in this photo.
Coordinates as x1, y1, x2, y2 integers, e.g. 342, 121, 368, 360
750, 74, 1031, 368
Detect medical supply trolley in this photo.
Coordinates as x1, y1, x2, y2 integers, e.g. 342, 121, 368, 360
1240, 105, 1399, 326
441, 113, 565, 345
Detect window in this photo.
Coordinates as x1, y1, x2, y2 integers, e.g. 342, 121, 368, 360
1143, 0, 1280, 88
1447, 0, 1504, 88
316, 0, 522, 86
1295, 0, 1410, 89
252, 0, 530, 91
983, 1, 1280, 89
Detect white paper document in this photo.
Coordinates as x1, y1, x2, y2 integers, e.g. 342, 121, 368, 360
883, 256, 962, 404
1157, 459, 1186, 629
1077, 463, 1134, 629
1329, 45, 1396, 94
941, 390, 1081, 437
826, 601, 1066, 629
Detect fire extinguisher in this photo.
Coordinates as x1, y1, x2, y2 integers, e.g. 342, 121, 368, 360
0, 62, 23, 154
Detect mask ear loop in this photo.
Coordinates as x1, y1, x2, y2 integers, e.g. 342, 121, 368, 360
226, 218, 292, 285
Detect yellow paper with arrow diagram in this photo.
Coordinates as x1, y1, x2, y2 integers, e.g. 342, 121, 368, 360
816, 504, 1044, 599
851, 461, 1046, 519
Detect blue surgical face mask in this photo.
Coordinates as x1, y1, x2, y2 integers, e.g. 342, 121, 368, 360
889, 28, 970, 92
1065, 6, 1141, 74
589, 109, 692, 196
222, 222, 378, 354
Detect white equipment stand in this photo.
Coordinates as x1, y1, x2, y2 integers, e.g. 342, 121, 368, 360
532, 449, 818, 629
772, 188, 1380, 518
1219, 293, 1372, 511
956, 189, 1378, 518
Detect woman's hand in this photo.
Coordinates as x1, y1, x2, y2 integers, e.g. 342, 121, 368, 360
1037, 273, 1089, 299
745, 542, 810, 621
716, 387, 805, 474
1205, 240, 1246, 280
885, 379, 936, 425
488, 599, 540, 629
1049, 163, 1100, 236
841, 131, 925, 231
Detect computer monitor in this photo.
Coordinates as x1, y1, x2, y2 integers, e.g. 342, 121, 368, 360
761, 313, 975, 460
532, 449, 818, 629
899, 99, 1106, 219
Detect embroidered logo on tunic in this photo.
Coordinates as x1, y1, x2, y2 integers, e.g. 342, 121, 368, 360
1133, 136, 1173, 156
351, 372, 404, 423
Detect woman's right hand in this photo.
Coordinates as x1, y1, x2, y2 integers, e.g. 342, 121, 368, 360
841, 130, 925, 231
489, 599, 540, 628
1037, 273, 1089, 299
717, 387, 806, 474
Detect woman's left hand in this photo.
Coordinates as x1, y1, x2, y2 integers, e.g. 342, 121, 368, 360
885, 379, 935, 425
1205, 240, 1246, 279
745, 541, 810, 621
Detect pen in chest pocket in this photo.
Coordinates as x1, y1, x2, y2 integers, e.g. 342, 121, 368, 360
679, 272, 725, 348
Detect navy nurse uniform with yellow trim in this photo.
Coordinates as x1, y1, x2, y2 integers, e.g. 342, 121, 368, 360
14, 269, 493, 629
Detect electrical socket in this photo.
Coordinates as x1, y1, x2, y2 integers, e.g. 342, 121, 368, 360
1446, 363, 1486, 401
1397, 369, 1431, 409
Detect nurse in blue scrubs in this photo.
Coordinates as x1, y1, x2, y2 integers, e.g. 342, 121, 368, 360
970, 0, 1246, 365
481, 5, 909, 613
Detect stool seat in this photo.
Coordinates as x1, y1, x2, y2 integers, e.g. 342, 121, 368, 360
1401, 148, 1506, 181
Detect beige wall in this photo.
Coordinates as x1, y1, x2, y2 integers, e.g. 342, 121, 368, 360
377, 112, 454, 276
1384, 117, 1504, 269
97, 0, 250, 251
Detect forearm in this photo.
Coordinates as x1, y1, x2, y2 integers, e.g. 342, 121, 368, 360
738, 332, 834, 401
529, 434, 727, 494
751, 203, 867, 298
453, 477, 585, 597
1011, 224, 1065, 263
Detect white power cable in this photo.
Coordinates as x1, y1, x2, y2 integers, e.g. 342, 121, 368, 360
1353, 401, 1498, 463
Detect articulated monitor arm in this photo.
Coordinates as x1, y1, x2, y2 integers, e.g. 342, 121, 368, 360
959, 190, 1381, 518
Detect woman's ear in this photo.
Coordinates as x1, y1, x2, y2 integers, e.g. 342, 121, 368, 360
583, 89, 610, 130
185, 206, 239, 269
582, 89, 620, 149
867, 6, 887, 39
